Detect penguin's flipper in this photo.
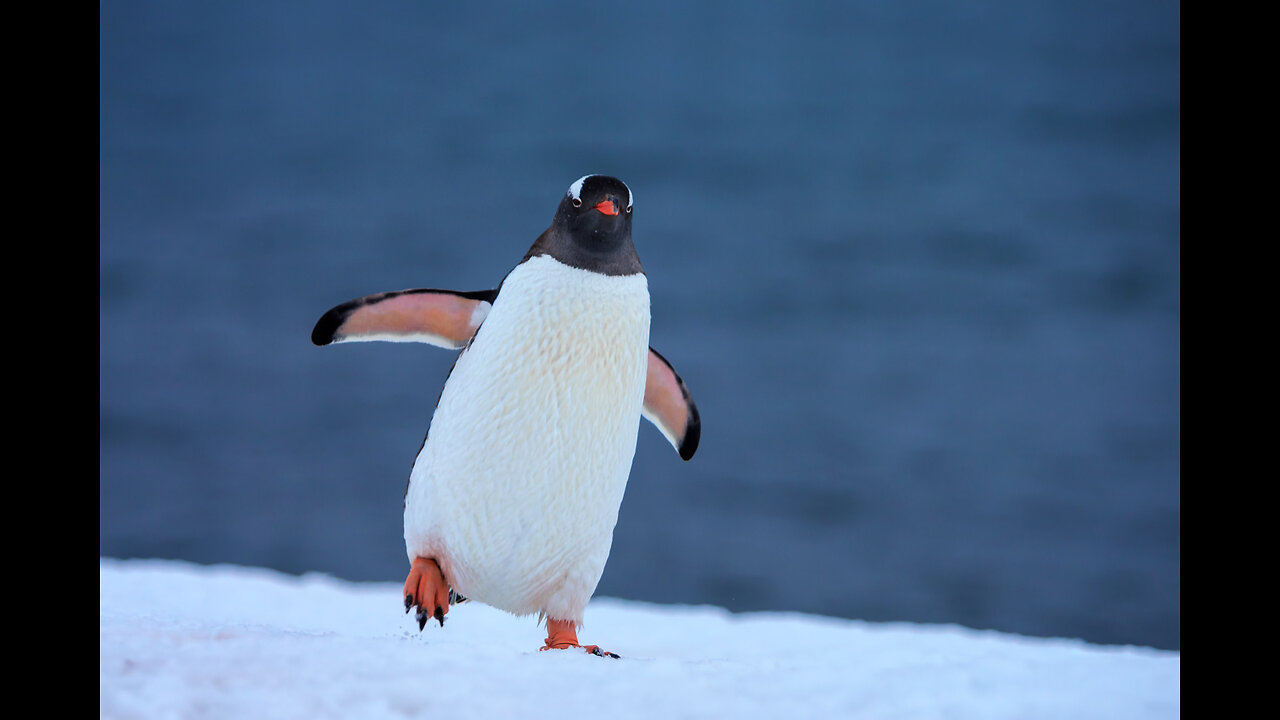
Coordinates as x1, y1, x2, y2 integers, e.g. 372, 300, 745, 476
312, 288, 499, 349
642, 348, 701, 461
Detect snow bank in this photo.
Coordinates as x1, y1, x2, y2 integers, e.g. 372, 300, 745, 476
100, 559, 1178, 719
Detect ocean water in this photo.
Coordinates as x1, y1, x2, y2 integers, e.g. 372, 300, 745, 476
100, 1, 1180, 649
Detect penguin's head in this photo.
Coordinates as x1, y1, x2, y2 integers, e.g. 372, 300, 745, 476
525, 174, 642, 276
558, 174, 634, 251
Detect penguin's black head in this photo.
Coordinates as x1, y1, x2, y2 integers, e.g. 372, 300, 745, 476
523, 174, 642, 276
559, 174, 634, 245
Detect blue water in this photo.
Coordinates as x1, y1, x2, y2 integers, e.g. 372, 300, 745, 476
100, 1, 1180, 649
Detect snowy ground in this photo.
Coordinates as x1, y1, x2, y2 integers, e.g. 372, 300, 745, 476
100, 559, 1178, 719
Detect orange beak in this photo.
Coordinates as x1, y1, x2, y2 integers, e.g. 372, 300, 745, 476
593, 199, 619, 216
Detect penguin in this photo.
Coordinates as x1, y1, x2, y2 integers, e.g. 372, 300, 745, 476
312, 175, 700, 658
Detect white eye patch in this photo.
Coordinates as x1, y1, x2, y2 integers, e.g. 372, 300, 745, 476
568, 175, 591, 202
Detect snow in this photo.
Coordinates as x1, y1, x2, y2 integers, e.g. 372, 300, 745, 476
100, 559, 1179, 719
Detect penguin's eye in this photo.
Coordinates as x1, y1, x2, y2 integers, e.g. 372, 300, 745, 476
625, 205, 632, 214
571, 197, 582, 208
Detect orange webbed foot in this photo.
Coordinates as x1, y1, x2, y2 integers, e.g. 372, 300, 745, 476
403, 557, 450, 631
539, 618, 620, 659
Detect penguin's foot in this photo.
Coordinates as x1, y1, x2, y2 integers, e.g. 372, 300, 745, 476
403, 557, 449, 631
539, 618, 620, 659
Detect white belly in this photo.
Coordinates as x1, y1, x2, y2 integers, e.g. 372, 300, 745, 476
403, 255, 651, 623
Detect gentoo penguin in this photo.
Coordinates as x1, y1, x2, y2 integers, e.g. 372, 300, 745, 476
312, 175, 699, 658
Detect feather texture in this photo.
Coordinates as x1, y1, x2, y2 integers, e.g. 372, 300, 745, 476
403, 255, 651, 624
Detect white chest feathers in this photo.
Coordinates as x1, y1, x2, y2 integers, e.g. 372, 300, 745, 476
403, 255, 651, 622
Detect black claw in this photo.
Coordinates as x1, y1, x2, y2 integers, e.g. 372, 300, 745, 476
404, 594, 414, 613
416, 607, 428, 631
434, 606, 445, 626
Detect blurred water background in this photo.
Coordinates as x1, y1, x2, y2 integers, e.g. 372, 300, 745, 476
100, 1, 1180, 649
